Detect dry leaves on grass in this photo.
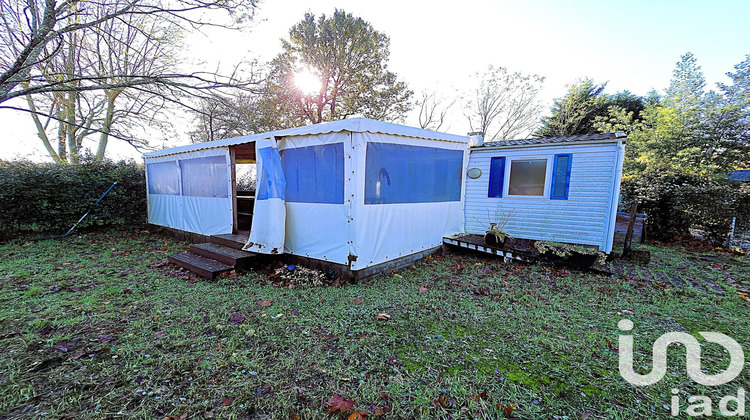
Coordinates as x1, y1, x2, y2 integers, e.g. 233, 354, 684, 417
325, 394, 355, 414
257, 300, 273, 307
375, 313, 391, 321
498, 402, 518, 417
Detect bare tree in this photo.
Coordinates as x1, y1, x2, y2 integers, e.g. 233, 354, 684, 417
20, 2, 180, 163
416, 89, 455, 131
463, 65, 545, 141
0, 0, 258, 105
1, 0, 258, 162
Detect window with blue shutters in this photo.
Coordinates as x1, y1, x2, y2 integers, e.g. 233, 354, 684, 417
488, 157, 506, 198
550, 154, 572, 200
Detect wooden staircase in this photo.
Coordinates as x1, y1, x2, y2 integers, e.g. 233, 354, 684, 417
168, 233, 257, 279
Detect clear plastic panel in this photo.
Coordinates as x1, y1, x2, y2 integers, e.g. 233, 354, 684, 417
146, 161, 180, 195
179, 155, 229, 198
280, 143, 344, 204
256, 146, 286, 200
508, 159, 547, 196
364, 143, 463, 204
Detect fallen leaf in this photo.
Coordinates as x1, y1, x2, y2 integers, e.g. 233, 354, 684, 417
347, 411, 368, 420
203, 412, 215, 419
373, 407, 386, 416
154, 331, 166, 339
289, 414, 300, 420
229, 312, 245, 324
221, 397, 233, 406
325, 394, 355, 414
418, 286, 428, 294
257, 300, 273, 307
353, 299, 364, 305
581, 411, 591, 420
498, 402, 518, 418
438, 393, 448, 407
467, 390, 488, 402
375, 313, 391, 321
123, 288, 133, 294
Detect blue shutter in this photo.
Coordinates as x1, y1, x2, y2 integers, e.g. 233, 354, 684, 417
488, 157, 506, 198
550, 154, 572, 200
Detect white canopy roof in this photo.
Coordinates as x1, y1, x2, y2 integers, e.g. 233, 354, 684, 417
144, 117, 469, 159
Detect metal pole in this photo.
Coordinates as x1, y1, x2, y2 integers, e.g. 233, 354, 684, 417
61, 182, 118, 237
728, 216, 736, 248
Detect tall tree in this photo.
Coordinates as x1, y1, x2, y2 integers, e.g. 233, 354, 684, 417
536, 78, 609, 137
260, 10, 412, 127
462, 65, 545, 141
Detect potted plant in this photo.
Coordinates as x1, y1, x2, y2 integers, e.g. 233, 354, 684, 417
483, 209, 515, 248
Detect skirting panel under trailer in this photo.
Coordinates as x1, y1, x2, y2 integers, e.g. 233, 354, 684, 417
442, 234, 538, 263
285, 246, 442, 281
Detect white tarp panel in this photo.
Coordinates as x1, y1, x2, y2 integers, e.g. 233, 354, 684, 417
349, 132, 467, 271
277, 133, 351, 264
244, 137, 286, 254
145, 148, 233, 236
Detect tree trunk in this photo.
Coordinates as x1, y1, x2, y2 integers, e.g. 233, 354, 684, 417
96, 90, 119, 161
25, 92, 63, 164
621, 202, 638, 259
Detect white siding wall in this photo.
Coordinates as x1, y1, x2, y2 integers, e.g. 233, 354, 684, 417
464, 142, 622, 251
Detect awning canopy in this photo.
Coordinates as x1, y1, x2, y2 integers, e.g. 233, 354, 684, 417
144, 117, 469, 159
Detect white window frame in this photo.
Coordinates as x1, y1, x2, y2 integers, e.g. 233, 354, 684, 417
504, 156, 553, 198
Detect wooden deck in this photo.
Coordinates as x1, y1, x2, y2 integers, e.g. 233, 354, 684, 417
443, 234, 538, 263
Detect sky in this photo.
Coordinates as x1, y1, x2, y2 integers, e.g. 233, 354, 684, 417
2, 0, 749, 161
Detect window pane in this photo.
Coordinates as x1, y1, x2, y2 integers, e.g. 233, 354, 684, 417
508, 159, 546, 196
365, 143, 463, 204
180, 155, 229, 198
280, 143, 344, 204
147, 161, 180, 195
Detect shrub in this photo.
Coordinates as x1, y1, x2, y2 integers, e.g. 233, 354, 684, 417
621, 166, 750, 244
0, 159, 146, 239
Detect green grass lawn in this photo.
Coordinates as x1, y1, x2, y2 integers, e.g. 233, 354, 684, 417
1, 230, 749, 419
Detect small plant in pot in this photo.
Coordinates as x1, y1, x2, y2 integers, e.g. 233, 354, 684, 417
483, 209, 515, 248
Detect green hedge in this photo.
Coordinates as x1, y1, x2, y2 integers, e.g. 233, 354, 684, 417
0, 160, 146, 239
621, 166, 750, 244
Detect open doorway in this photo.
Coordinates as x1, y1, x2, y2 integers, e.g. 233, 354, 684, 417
231, 143, 256, 234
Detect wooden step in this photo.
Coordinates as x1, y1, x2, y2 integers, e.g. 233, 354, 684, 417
210, 233, 250, 250
168, 252, 233, 279
190, 242, 255, 267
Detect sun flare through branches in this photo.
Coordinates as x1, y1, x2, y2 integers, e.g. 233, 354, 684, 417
294, 68, 322, 96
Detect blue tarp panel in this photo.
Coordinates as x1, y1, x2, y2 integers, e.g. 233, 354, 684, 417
280, 143, 344, 204
550, 154, 572, 200
146, 161, 180, 195
179, 156, 229, 198
256, 146, 286, 200
488, 157, 506, 198
364, 143, 463, 204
